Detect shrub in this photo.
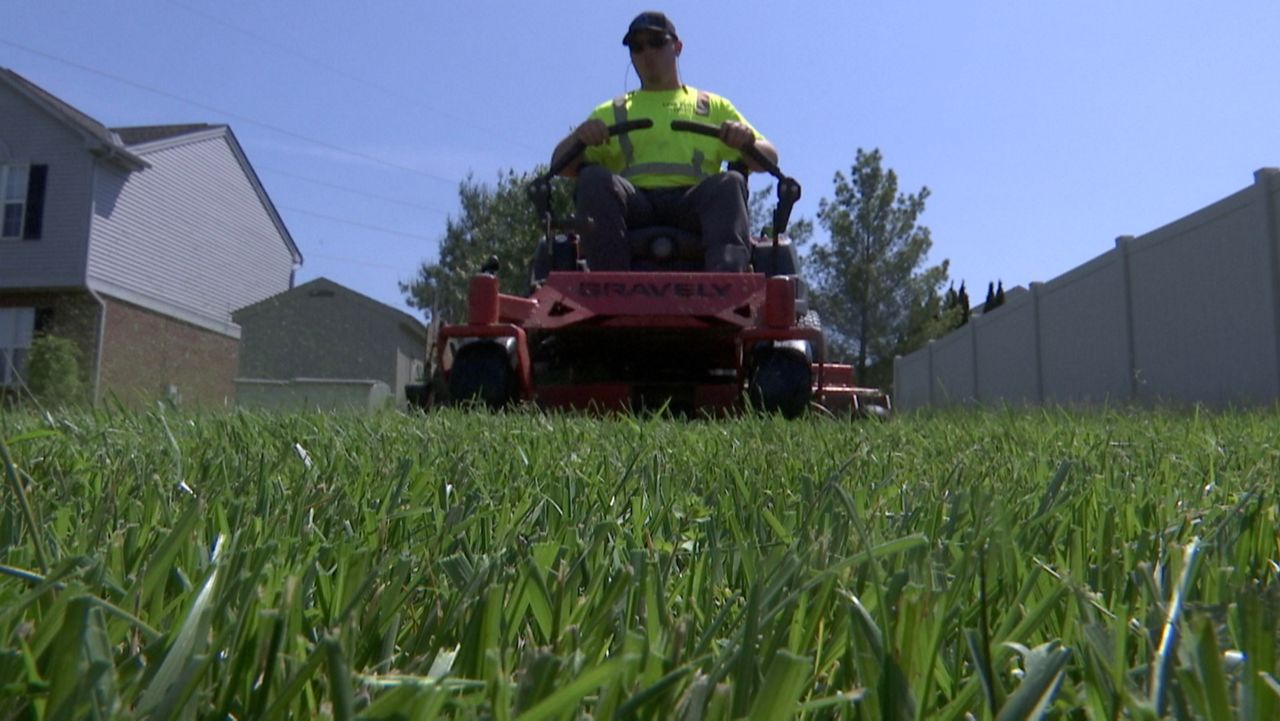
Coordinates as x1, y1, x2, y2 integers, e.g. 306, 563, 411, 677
25, 334, 85, 407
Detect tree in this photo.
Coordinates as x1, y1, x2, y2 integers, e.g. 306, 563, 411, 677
807, 148, 950, 387
400, 168, 573, 323
981, 280, 1007, 314
897, 284, 962, 358
943, 284, 956, 326
942, 281, 971, 329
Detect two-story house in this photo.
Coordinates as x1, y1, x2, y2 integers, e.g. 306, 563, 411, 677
0, 67, 302, 406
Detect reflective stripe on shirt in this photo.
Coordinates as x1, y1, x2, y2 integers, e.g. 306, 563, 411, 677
612, 95, 636, 166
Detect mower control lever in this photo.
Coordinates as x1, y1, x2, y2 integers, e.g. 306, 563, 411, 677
669, 119, 802, 241
531, 119, 656, 223
668, 119, 783, 178
545, 119, 655, 179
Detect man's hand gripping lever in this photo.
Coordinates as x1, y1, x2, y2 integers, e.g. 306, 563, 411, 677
529, 119, 655, 232
668, 119, 801, 245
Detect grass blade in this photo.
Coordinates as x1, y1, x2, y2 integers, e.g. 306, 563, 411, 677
965, 628, 999, 717
1189, 616, 1232, 721
996, 641, 1071, 721
0, 436, 51, 571
1149, 537, 1203, 716
135, 534, 224, 719
325, 637, 355, 721
746, 651, 811, 721
513, 654, 636, 721
45, 595, 118, 720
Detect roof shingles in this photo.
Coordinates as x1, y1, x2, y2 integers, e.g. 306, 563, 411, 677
114, 124, 221, 146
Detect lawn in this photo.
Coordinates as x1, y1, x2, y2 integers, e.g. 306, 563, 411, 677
1, 407, 1277, 719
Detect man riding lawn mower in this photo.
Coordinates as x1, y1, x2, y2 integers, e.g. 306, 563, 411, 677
424, 12, 889, 418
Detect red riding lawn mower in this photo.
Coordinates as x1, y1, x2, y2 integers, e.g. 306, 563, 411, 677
425, 119, 890, 418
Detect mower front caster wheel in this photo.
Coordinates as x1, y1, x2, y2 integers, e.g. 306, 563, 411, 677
748, 348, 813, 419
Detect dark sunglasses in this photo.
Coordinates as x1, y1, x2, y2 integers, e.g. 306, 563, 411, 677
627, 35, 670, 53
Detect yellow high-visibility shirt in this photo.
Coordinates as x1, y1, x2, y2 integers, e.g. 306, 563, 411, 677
582, 86, 763, 189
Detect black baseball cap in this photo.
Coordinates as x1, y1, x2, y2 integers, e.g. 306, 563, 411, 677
622, 12, 677, 44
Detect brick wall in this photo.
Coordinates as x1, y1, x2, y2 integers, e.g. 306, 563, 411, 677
99, 295, 238, 407
0, 291, 101, 402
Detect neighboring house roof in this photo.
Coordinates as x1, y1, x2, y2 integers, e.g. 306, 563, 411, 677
114, 124, 217, 145
1003, 285, 1029, 303
0, 66, 146, 170
233, 277, 428, 338
117, 123, 304, 265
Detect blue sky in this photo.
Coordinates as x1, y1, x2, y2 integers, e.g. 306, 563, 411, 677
5, 1, 1278, 318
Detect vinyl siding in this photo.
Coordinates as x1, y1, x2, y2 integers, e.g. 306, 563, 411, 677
87, 131, 294, 335
0, 81, 95, 289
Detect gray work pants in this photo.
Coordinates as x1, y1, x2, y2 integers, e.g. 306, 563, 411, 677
574, 165, 751, 271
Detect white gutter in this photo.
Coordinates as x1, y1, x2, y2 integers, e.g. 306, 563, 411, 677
86, 161, 105, 404
86, 286, 107, 405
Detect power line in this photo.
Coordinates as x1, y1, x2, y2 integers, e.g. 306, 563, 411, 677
256, 165, 452, 215
0, 37, 461, 186
305, 252, 419, 272
166, 0, 541, 154
278, 205, 439, 242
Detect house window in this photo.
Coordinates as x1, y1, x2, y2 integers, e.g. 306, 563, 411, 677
0, 307, 35, 386
1, 165, 27, 238
1, 164, 46, 240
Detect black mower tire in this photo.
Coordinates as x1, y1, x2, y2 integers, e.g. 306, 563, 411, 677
748, 348, 813, 419
448, 342, 516, 409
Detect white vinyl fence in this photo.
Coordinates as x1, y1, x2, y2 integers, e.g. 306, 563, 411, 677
235, 377, 392, 412
894, 168, 1280, 410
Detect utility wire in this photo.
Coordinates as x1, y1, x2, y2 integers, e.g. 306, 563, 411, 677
0, 37, 461, 186
305, 252, 419, 272
166, 0, 541, 153
277, 206, 440, 242
256, 165, 452, 215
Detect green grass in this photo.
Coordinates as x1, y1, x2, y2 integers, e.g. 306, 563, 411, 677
1, 406, 1278, 719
